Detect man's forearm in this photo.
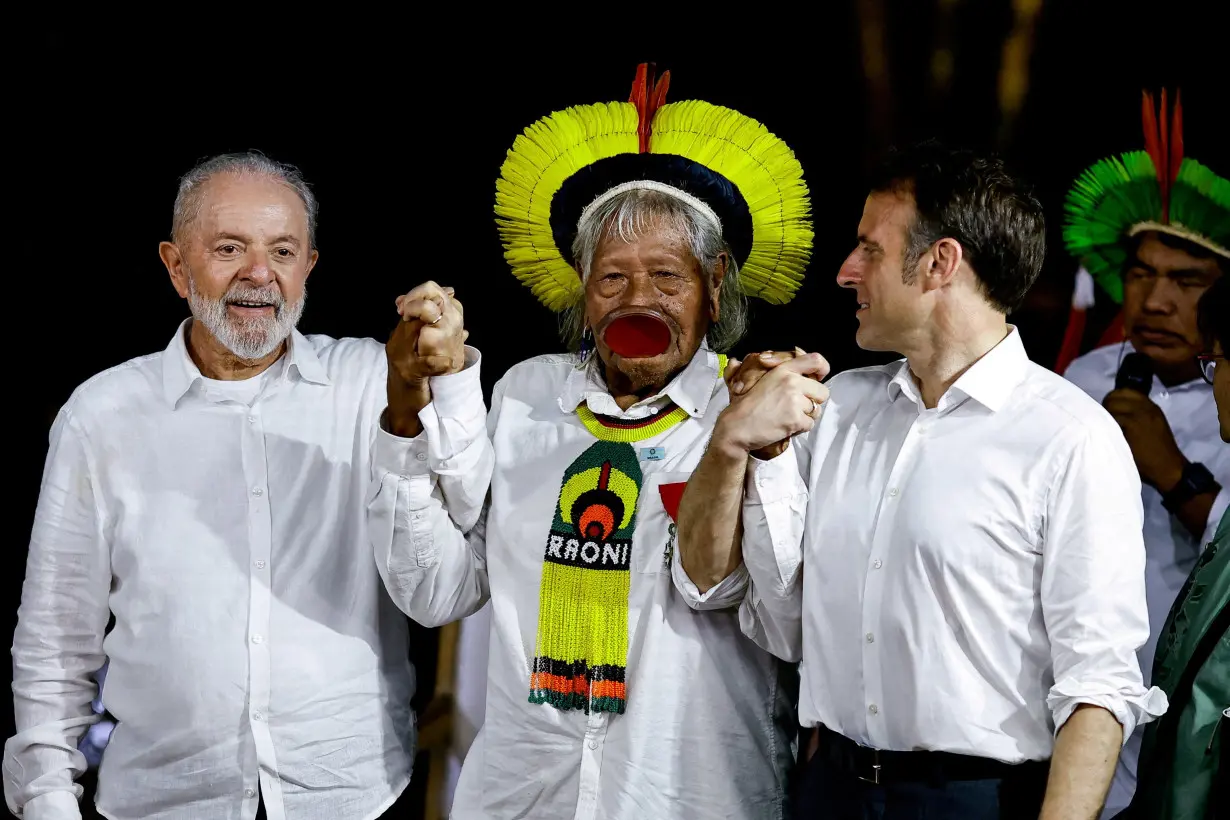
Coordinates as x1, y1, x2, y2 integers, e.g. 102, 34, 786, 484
1039, 704, 1123, 820
386, 375, 430, 438
678, 433, 749, 593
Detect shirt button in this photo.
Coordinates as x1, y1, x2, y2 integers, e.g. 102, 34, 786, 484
247, 415, 257, 424
869, 704, 879, 715
873, 559, 883, 569
866, 632, 875, 643
252, 711, 264, 721
415, 452, 428, 462
251, 487, 264, 497
254, 560, 266, 570
244, 787, 256, 799
588, 739, 599, 750
888, 487, 899, 498
251, 634, 263, 644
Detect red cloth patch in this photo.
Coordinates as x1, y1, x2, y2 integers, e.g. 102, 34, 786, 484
658, 482, 687, 523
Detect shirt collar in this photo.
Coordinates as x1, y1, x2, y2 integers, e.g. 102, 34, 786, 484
887, 326, 1029, 413
557, 339, 724, 419
161, 318, 331, 407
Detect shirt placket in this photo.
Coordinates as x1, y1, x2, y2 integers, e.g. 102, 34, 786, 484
242, 401, 283, 817
574, 711, 610, 820
861, 408, 928, 749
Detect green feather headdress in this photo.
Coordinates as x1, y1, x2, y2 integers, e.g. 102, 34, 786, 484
1063, 90, 1230, 303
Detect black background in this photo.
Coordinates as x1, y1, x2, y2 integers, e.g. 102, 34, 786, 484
5, 7, 1226, 817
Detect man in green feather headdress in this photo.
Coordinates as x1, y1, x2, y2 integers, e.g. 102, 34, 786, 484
1121, 274, 1229, 820
1060, 89, 1230, 818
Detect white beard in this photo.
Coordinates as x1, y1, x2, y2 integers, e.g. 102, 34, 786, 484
187, 277, 306, 361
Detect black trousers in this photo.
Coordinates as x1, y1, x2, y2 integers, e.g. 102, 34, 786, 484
255, 784, 418, 819
793, 729, 1049, 820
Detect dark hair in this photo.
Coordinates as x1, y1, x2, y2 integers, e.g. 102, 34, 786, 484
1197, 274, 1229, 352
867, 140, 1046, 313
1125, 229, 1229, 277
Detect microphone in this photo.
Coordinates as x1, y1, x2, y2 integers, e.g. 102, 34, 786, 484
1115, 352, 1154, 395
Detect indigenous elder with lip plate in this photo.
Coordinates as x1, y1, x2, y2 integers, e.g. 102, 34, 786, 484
1060, 90, 1229, 819
370, 64, 817, 820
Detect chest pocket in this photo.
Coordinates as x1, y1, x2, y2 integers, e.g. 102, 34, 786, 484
634, 470, 692, 575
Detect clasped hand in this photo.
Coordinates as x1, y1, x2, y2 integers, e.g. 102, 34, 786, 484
715, 349, 831, 459
385, 280, 468, 437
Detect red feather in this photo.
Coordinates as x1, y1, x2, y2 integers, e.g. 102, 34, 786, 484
628, 63, 670, 153
651, 71, 671, 116
1141, 90, 1163, 183
1159, 89, 1171, 222
1168, 89, 1185, 222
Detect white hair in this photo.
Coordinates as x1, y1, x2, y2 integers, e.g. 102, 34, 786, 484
563, 186, 747, 353
172, 151, 318, 248
187, 276, 307, 361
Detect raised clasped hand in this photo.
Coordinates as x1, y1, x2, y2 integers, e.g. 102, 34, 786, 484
387, 280, 469, 387
716, 350, 831, 459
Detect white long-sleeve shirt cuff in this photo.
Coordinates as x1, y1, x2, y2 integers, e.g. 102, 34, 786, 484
374, 345, 485, 478
745, 444, 806, 506
743, 446, 808, 588
1202, 486, 1230, 547
15, 789, 82, 820
669, 546, 750, 610
1047, 680, 1169, 744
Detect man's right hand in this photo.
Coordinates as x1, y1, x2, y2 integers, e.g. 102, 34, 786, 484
714, 353, 830, 459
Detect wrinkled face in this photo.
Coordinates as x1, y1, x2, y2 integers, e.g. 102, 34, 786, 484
837, 192, 927, 351
585, 219, 717, 390
1123, 232, 1222, 372
1214, 340, 1230, 442
165, 173, 317, 360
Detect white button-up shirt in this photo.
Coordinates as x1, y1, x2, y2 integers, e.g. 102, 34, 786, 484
740, 328, 1167, 764
5, 320, 487, 820
371, 346, 797, 820
1063, 341, 1229, 817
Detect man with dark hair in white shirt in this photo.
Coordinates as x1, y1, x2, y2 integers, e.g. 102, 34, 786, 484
4, 151, 491, 820
1056, 90, 1229, 818
678, 141, 1167, 819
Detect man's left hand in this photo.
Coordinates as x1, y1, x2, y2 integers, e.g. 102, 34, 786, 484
388, 281, 468, 384
385, 281, 468, 438
1102, 388, 1185, 491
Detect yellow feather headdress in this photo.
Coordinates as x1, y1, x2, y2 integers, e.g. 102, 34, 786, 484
494, 64, 814, 311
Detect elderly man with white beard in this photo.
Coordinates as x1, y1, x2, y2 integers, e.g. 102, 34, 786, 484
4, 152, 492, 820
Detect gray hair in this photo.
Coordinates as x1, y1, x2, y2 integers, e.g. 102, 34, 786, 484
562, 187, 748, 353
171, 151, 318, 248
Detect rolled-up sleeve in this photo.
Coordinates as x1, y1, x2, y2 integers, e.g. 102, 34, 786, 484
369, 347, 496, 627
5, 409, 109, 820
738, 442, 810, 663
670, 549, 750, 610
1041, 424, 1169, 742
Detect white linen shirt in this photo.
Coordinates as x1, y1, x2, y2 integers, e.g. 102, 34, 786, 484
4, 319, 487, 820
1063, 341, 1229, 817
739, 328, 1167, 764
372, 346, 798, 820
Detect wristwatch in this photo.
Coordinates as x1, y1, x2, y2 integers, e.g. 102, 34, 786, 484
1161, 461, 1219, 514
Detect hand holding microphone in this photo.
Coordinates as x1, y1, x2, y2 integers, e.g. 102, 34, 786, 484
1103, 352, 1184, 489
